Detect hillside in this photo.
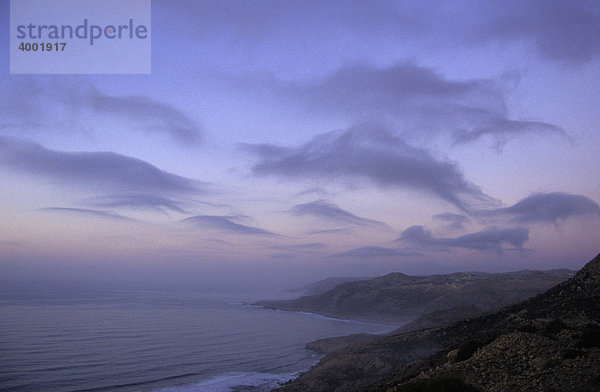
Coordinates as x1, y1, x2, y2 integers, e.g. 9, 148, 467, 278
257, 269, 573, 324
273, 254, 600, 392
284, 276, 370, 296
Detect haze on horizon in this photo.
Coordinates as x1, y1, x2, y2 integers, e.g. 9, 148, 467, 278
1, 0, 599, 294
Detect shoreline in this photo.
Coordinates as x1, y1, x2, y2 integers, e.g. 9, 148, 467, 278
244, 303, 402, 391
250, 302, 405, 330
250, 303, 401, 331
147, 370, 306, 392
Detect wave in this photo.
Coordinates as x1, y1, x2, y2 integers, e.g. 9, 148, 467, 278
293, 311, 397, 329
148, 371, 300, 392
71, 373, 201, 392
253, 304, 398, 330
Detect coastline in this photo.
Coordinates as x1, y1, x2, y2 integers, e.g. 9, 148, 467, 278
248, 298, 413, 390
252, 301, 409, 327
149, 371, 305, 392
246, 304, 402, 391
212, 301, 400, 392
266, 254, 600, 392
251, 303, 401, 331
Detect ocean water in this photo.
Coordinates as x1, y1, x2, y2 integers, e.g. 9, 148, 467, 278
0, 289, 394, 392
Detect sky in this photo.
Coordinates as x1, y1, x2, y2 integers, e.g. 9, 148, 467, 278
1, 0, 599, 293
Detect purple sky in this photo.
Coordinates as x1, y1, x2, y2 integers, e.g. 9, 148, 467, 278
1, 1, 599, 292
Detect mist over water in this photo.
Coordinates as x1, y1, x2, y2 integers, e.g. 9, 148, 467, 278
0, 285, 394, 392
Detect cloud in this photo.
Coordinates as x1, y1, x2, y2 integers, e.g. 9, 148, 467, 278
239, 62, 563, 145
87, 89, 202, 145
485, 192, 600, 224
452, 118, 568, 147
182, 215, 276, 236
0, 136, 203, 194
334, 246, 415, 258
474, 0, 600, 63
165, 0, 415, 40
85, 194, 189, 214
0, 78, 203, 145
399, 226, 529, 254
291, 200, 388, 227
434, 213, 469, 230
270, 243, 326, 250
171, 1, 600, 65
287, 62, 503, 113
246, 124, 493, 211
38, 207, 135, 221
307, 228, 352, 235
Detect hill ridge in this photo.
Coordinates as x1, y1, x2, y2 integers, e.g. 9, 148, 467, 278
257, 268, 573, 324
273, 253, 600, 392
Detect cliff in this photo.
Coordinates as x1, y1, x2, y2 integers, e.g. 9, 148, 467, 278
273, 254, 600, 392
257, 269, 573, 324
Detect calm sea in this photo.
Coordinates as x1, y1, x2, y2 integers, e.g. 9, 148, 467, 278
0, 288, 394, 392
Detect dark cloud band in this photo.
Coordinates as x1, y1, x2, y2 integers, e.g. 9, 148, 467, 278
334, 246, 415, 258
38, 207, 135, 222
182, 215, 276, 236
0, 78, 203, 145
399, 226, 529, 254
484, 192, 600, 224
238, 62, 563, 145
291, 200, 388, 228
247, 124, 492, 212
0, 136, 202, 194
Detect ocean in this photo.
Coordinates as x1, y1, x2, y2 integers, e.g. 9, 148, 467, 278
0, 288, 394, 392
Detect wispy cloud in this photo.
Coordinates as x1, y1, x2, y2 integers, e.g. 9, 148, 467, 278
452, 118, 568, 148
246, 124, 493, 211
307, 228, 353, 236
399, 225, 529, 254
473, 1, 600, 63
87, 88, 202, 145
270, 243, 326, 251
0, 136, 203, 194
38, 207, 135, 222
182, 215, 276, 236
333, 246, 415, 258
0, 78, 203, 145
167, 1, 600, 65
291, 200, 388, 228
239, 62, 563, 145
85, 194, 189, 214
484, 192, 600, 224
434, 213, 469, 230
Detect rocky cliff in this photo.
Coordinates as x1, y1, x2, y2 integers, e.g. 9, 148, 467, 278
273, 254, 600, 392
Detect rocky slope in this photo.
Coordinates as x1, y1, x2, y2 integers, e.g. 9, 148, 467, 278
272, 254, 600, 392
258, 269, 573, 324
392, 305, 485, 334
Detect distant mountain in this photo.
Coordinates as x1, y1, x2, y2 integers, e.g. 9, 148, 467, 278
283, 276, 370, 296
258, 269, 573, 324
272, 254, 600, 392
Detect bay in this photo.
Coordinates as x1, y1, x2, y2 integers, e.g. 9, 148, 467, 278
0, 290, 394, 392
